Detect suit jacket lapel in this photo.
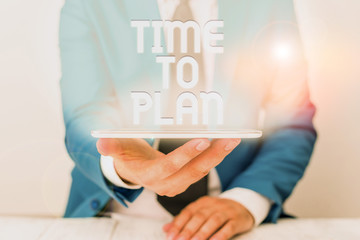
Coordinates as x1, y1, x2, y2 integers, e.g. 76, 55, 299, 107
121, 0, 163, 88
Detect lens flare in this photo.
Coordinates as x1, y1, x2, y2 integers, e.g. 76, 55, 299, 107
273, 43, 292, 61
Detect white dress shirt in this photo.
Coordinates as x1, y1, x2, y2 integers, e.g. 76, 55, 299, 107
100, 0, 272, 226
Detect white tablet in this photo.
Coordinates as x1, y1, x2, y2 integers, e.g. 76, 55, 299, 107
91, 130, 262, 139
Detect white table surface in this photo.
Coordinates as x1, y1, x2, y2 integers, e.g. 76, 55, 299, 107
0, 215, 359, 240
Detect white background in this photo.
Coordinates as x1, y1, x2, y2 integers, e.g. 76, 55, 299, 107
0, 0, 359, 218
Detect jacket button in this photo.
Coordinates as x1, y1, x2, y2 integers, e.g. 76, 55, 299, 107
90, 199, 100, 210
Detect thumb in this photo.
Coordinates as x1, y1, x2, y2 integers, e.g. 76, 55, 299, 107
97, 138, 154, 158
96, 138, 125, 157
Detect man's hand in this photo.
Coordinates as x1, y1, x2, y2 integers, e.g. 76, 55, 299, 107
163, 196, 254, 240
97, 138, 240, 197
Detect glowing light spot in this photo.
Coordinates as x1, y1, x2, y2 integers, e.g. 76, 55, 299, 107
273, 43, 292, 61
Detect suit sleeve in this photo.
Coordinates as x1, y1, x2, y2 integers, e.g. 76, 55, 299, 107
225, 2, 317, 223
59, 0, 149, 207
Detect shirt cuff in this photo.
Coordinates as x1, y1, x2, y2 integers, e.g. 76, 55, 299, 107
100, 155, 142, 190
219, 188, 272, 226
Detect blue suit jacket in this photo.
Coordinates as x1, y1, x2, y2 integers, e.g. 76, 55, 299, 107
60, 0, 316, 223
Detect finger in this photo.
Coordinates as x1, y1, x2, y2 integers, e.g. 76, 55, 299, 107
165, 138, 241, 188
96, 138, 122, 156
163, 222, 172, 233
210, 220, 241, 240
191, 212, 229, 240
97, 138, 154, 158
166, 208, 193, 240
176, 207, 216, 240
166, 197, 212, 239
166, 197, 208, 240
152, 138, 211, 179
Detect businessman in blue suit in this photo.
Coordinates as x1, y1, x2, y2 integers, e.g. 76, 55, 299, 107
60, 0, 316, 239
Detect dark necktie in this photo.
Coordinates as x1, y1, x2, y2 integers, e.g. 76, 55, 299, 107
157, 139, 208, 216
